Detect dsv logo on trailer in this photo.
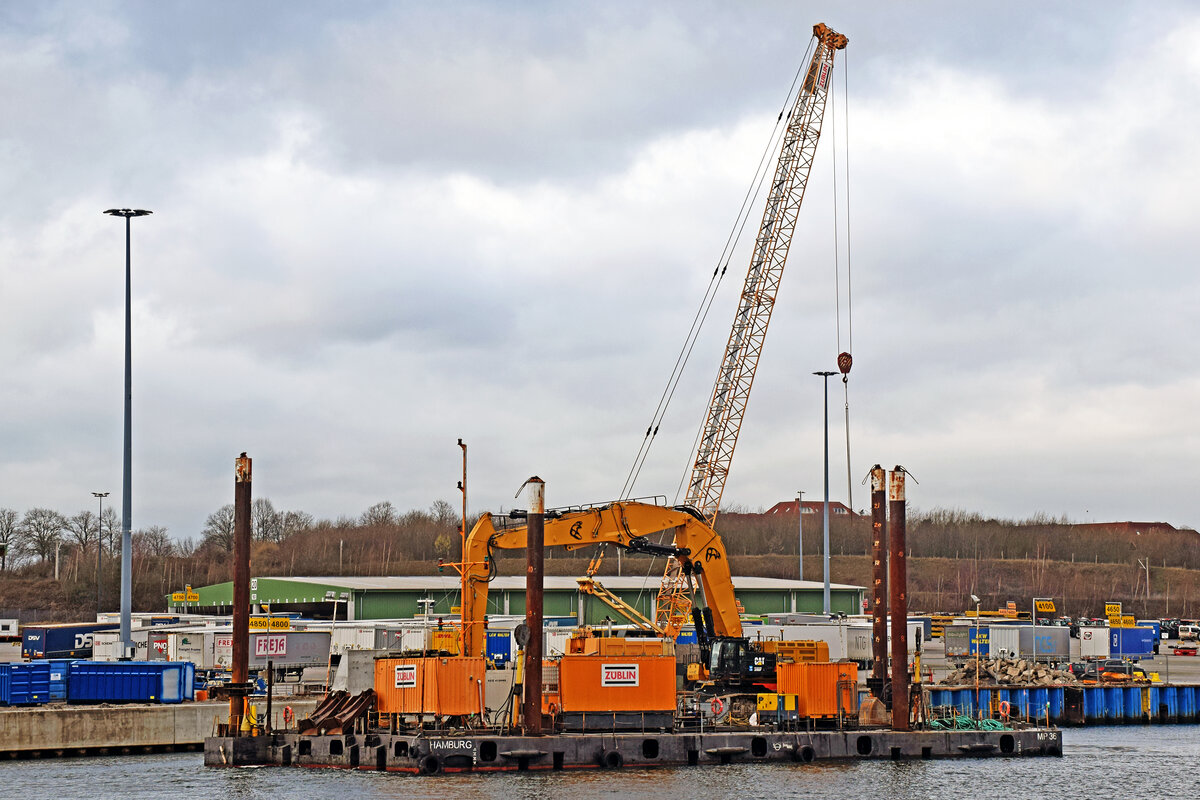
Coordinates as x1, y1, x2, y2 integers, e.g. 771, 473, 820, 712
394, 664, 418, 688
74, 633, 95, 649
601, 664, 639, 687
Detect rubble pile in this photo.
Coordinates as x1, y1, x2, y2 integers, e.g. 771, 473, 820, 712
941, 658, 1077, 686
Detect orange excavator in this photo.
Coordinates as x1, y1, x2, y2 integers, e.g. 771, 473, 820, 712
458, 500, 741, 661
458, 500, 797, 710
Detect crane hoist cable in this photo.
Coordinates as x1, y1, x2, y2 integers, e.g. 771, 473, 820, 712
831, 50, 856, 514
655, 25, 848, 630
609, 38, 824, 599
618, 37, 818, 507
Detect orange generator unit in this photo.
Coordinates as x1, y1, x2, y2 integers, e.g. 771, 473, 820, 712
557, 652, 676, 732
776, 661, 858, 720
374, 656, 486, 719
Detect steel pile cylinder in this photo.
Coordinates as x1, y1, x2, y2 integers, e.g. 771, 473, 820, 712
231, 453, 252, 732
523, 477, 545, 735
888, 468, 908, 730
869, 465, 887, 687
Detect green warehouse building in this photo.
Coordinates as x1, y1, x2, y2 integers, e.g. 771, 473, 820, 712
169, 575, 865, 623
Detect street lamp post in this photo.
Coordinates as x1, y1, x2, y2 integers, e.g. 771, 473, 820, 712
814, 370, 836, 614
92, 492, 109, 613
104, 207, 151, 656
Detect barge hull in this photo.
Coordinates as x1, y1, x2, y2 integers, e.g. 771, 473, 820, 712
205, 727, 1062, 771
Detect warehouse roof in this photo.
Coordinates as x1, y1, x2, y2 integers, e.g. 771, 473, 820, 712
278, 575, 862, 592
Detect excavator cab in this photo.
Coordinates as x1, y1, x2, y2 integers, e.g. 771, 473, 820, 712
706, 637, 775, 689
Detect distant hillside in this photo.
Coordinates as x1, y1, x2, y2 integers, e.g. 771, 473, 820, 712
2, 505, 1196, 622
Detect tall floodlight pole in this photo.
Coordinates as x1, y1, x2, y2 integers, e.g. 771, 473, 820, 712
92, 491, 109, 613
104, 207, 151, 656
814, 370, 837, 614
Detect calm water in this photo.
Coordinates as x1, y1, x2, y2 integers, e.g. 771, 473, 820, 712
7, 727, 1197, 799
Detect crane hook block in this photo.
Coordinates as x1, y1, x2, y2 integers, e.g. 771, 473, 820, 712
838, 352, 853, 375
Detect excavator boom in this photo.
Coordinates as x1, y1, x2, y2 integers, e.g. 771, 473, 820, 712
460, 501, 742, 658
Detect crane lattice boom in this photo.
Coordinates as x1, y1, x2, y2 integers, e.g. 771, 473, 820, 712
656, 23, 847, 630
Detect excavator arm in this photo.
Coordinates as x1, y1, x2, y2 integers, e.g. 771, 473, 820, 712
460, 501, 743, 658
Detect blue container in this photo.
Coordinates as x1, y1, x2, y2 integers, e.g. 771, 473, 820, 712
1109, 627, 1156, 659
0, 662, 52, 705
1083, 686, 1105, 721
1105, 686, 1124, 721
37, 659, 73, 701
485, 629, 512, 666
1048, 686, 1064, 722
1125, 686, 1144, 721
969, 626, 989, 657
67, 661, 193, 704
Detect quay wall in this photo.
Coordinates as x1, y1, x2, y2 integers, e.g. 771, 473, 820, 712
0, 699, 319, 756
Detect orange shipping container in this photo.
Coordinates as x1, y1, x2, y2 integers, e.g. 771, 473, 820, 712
558, 655, 675, 713
576, 637, 675, 657
374, 656, 486, 716
776, 661, 857, 719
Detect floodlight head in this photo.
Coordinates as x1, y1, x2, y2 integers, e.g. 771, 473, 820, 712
970, 594, 981, 605
103, 208, 152, 218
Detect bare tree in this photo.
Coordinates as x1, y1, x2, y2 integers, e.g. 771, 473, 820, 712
252, 498, 282, 542
21, 508, 65, 562
0, 508, 18, 570
279, 509, 314, 539
174, 536, 197, 558
101, 506, 119, 554
361, 501, 397, 527
430, 499, 457, 527
64, 510, 99, 551
201, 504, 236, 552
134, 525, 173, 558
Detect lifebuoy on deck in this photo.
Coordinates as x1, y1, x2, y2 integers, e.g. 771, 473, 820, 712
998, 700, 1011, 718
710, 697, 725, 715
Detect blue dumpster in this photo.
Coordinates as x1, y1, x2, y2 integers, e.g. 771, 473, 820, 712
0, 662, 51, 705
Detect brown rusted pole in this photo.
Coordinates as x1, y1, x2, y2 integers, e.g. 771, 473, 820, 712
229, 453, 252, 735
888, 467, 909, 730
869, 464, 888, 690
522, 477, 545, 735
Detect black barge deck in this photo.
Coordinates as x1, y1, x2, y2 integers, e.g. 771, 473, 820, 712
206, 726, 1062, 772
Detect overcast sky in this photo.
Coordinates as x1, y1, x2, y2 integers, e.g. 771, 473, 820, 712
2, 1, 1197, 541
